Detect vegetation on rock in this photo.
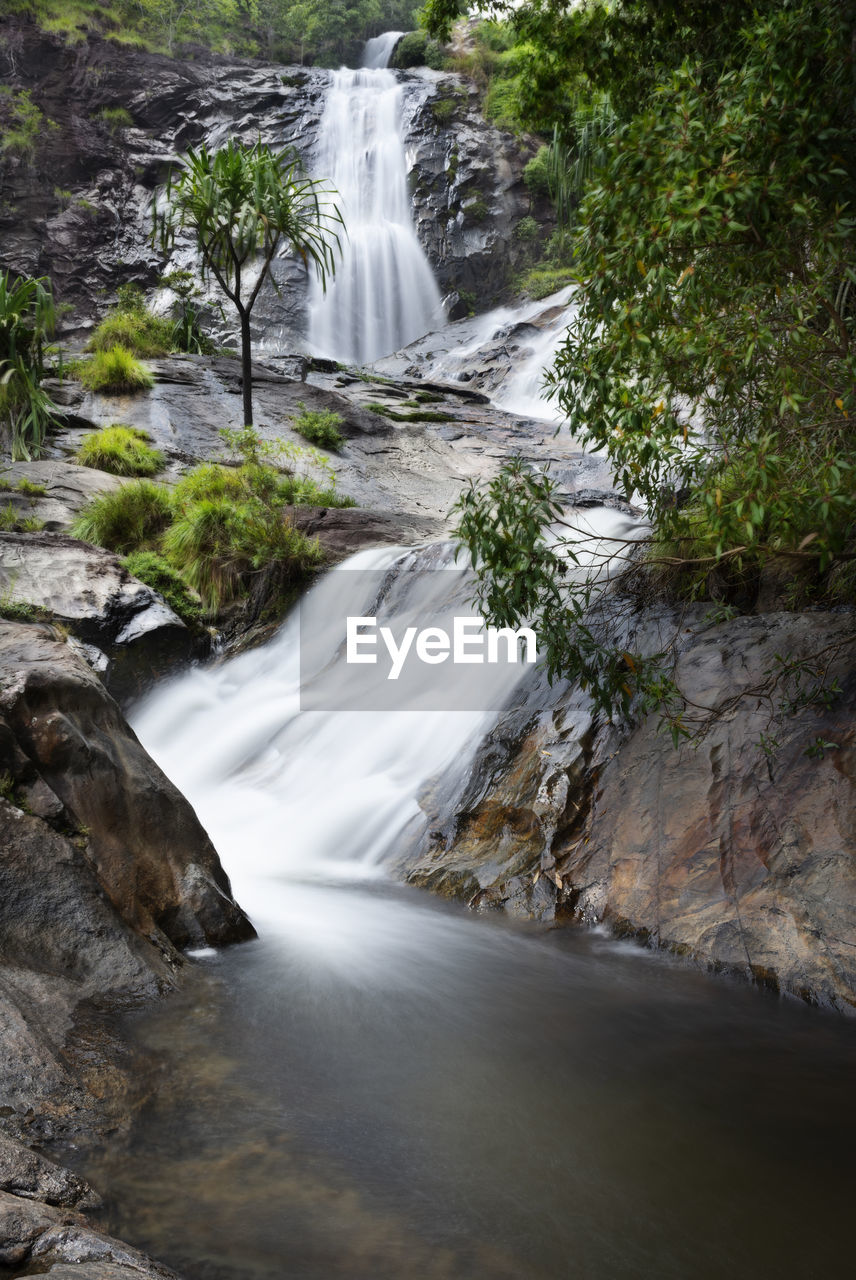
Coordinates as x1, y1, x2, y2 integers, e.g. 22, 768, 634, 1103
73, 428, 351, 614
0, 271, 62, 460
76, 425, 165, 476
72, 346, 155, 393
291, 404, 345, 451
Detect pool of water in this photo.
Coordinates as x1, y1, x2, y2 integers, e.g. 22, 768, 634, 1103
83, 875, 856, 1280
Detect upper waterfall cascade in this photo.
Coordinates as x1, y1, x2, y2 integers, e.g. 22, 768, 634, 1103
307, 34, 445, 365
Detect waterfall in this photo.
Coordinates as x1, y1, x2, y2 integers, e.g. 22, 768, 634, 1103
306, 36, 445, 365
426, 287, 577, 423
132, 546, 521, 923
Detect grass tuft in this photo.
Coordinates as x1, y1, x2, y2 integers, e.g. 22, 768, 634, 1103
72, 346, 155, 394
291, 404, 345, 451
71, 479, 173, 553
76, 425, 164, 476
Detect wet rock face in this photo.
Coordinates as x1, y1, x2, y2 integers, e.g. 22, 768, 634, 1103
401, 610, 856, 1012
0, 531, 197, 701
400, 74, 537, 308
0, 619, 254, 953
0, 21, 538, 340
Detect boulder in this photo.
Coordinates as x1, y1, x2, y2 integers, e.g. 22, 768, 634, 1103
400, 609, 856, 1012
0, 619, 254, 952
0, 461, 125, 533
0, 532, 197, 700
0, 1189, 180, 1277
0, 1134, 100, 1211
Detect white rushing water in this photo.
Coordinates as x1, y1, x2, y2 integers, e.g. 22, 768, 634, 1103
133, 514, 644, 937
426, 287, 577, 423
307, 37, 445, 364
132, 546, 522, 929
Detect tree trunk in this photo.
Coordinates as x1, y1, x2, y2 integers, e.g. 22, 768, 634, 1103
239, 307, 253, 426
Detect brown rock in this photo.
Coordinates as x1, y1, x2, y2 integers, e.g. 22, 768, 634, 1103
401, 610, 856, 1011
0, 620, 254, 951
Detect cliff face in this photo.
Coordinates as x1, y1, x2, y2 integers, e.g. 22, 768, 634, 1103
0, 17, 537, 339
399, 609, 856, 1014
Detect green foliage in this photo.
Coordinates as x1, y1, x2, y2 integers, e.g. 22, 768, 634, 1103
291, 404, 345, 451
391, 29, 448, 70
365, 401, 453, 423
153, 139, 341, 426
71, 479, 173, 553
17, 477, 46, 496
0, 87, 56, 162
86, 309, 174, 358
95, 105, 133, 132
523, 145, 551, 199
0, 271, 61, 461
21, 0, 420, 63
76, 425, 165, 476
123, 550, 203, 625
72, 426, 352, 614
162, 490, 321, 611
551, 4, 856, 583
159, 271, 215, 354
463, 196, 489, 224
72, 346, 155, 393
516, 265, 575, 300
430, 91, 466, 125
514, 215, 539, 242
445, 0, 856, 744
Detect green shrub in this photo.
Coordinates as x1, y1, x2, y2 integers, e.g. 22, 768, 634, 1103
95, 106, 133, 132
72, 346, 155, 393
514, 215, 540, 242
391, 30, 448, 70
86, 310, 173, 358
0, 88, 55, 162
71, 426, 353, 616
76, 425, 164, 476
523, 145, 552, 199
123, 550, 203, 625
163, 492, 322, 611
291, 404, 345, 451
71, 480, 173, 553
0, 271, 61, 460
431, 96, 458, 125
463, 196, 489, 223
517, 265, 575, 299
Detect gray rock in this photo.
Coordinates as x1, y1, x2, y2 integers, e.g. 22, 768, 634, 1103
0, 460, 125, 533
0, 1189, 180, 1277
0, 620, 254, 954
0, 1134, 101, 1211
0, 532, 194, 700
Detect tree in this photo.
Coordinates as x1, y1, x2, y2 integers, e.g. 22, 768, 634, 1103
444, 0, 856, 741
153, 139, 341, 426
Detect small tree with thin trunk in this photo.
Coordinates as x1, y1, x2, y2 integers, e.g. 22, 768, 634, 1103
153, 139, 341, 426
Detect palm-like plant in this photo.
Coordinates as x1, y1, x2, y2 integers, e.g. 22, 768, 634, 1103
152, 140, 342, 426
0, 271, 60, 460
